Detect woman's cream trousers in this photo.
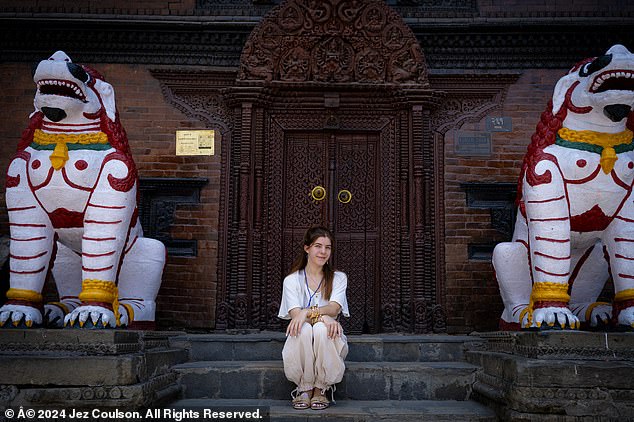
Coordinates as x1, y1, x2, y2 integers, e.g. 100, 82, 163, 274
282, 321, 348, 392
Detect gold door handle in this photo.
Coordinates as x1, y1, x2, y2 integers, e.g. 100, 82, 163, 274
337, 189, 352, 204
311, 186, 327, 201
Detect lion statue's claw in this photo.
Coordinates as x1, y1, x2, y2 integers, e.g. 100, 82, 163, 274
64, 305, 128, 329
526, 307, 580, 330
0, 305, 42, 328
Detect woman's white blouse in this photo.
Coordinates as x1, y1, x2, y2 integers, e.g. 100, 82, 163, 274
278, 270, 350, 320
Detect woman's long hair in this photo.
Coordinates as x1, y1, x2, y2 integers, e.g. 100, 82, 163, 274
289, 226, 336, 301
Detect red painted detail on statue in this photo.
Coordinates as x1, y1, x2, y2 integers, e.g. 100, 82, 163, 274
124, 235, 138, 254
519, 200, 527, 218
617, 273, 634, 279
570, 204, 612, 232
10, 266, 45, 275
30, 167, 54, 191
533, 301, 569, 309
535, 236, 570, 243
616, 253, 634, 261
6, 174, 20, 189
48, 208, 84, 229
8, 206, 36, 212
104, 152, 137, 193
576, 159, 587, 168
61, 168, 93, 192
569, 245, 595, 289
32, 160, 41, 170
82, 265, 114, 272
9, 222, 46, 228
11, 236, 46, 242
17, 112, 43, 152
535, 266, 570, 277
615, 238, 634, 242
525, 151, 557, 187
131, 207, 138, 228
613, 299, 634, 323
82, 251, 115, 258
83, 236, 116, 242
629, 162, 634, 169
10, 251, 47, 260
530, 216, 569, 222
615, 215, 634, 223
565, 165, 601, 184
85, 219, 122, 225
565, 82, 593, 114
75, 160, 88, 171
87, 202, 125, 210
517, 102, 568, 204
610, 170, 631, 190
534, 251, 571, 260
527, 195, 566, 204
5, 152, 30, 188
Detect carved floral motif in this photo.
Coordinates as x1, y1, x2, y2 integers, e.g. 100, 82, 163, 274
238, 0, 428, 85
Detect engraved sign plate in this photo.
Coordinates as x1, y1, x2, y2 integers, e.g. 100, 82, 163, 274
176, 130, 215, 156
455, 131, 491, 156
486, 116, 512, 132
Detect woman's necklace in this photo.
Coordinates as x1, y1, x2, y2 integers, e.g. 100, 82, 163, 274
304, 269, 323, 308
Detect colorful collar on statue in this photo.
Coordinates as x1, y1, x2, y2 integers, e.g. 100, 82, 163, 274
31, 129, 111, 170
555, 127, 634, 174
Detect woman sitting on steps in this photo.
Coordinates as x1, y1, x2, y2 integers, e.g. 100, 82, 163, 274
278, 226, 350, 410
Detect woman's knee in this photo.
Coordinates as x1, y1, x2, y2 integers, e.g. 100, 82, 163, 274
299, 322, 313, 339
312, 322, 328, 339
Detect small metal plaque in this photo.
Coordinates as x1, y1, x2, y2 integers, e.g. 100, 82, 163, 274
486, 116, 512, 132
455, 131, 491, 156
176, 130, 215, 156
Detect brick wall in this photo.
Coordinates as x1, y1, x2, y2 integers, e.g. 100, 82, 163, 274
0, 62, 221, 329
443, 69, 565, 332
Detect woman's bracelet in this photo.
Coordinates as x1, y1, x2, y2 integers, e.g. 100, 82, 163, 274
308, 305, 320, 325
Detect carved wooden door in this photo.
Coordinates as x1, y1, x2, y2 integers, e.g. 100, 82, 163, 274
282, 131, 380, 334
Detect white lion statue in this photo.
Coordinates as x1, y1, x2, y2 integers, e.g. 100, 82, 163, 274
494, 44, 634, 330
0, 51, 165, 329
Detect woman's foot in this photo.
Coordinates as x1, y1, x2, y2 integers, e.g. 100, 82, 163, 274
310, 387, 330, 410
292, 390, 312, 410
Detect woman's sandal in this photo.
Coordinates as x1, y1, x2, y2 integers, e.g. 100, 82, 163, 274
292, 391, 312, 410
310, 393, 330, 410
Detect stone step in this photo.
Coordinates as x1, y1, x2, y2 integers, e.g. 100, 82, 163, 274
174, 360, 478, 400
0, 348, 188, 386
169, 398, 497, 421
171, 332, 482, 362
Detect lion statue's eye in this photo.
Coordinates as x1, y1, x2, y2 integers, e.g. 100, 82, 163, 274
579, 54, 613, 77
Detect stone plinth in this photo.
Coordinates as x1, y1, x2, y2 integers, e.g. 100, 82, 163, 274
0, 330, 187, 411
466, 331, 634, 421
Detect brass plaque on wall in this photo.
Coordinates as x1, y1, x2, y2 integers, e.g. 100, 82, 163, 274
176, 130, 215, 156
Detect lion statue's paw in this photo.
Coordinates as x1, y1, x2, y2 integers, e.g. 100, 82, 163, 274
617, 306, 634, 329
64, 305, 128, 329
0, 304, 43, 328
526, 306, 580, 330
44, 304, 68, 328
587, 303, 612, 328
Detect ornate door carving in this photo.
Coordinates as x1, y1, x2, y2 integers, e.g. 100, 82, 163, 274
281, 131, 380, 334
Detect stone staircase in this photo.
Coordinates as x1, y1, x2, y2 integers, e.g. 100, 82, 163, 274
168, 332, 497, 421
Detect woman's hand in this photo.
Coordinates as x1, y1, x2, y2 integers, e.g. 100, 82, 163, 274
287, 308, 309, 337
320, 314, 342, 338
